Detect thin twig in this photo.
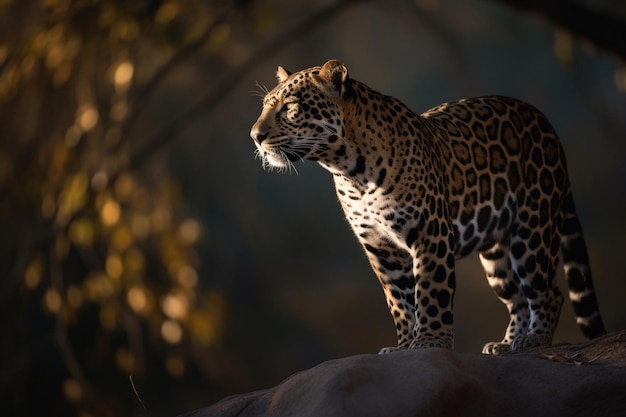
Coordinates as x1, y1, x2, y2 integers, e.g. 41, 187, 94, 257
129, 374, 149, 414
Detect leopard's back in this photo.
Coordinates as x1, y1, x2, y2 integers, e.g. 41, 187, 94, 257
421, 96, 567, 256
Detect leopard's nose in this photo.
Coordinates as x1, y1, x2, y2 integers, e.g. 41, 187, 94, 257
250, 127, 269, 144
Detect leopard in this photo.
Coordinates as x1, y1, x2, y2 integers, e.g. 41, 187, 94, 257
249, 59, 606, 354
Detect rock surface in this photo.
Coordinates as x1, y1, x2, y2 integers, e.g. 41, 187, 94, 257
178, 331, 626, 417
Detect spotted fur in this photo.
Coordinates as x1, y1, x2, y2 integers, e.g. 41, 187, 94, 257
250, 59, 606, 353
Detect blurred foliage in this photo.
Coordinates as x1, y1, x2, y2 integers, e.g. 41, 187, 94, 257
0, 0, 625, 416
0, 0, 374, 413
0, 0, 238, 416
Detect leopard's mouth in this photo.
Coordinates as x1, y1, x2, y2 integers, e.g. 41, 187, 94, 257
255, 141, 309, 170
262, 149, 289, 168
281, 145, 309, 162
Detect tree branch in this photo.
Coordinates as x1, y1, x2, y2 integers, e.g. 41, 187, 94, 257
129, 0, 366, 170
490, 0, 626, 61
122, 0, 252, 137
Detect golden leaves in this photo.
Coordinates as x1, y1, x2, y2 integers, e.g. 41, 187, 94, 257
553, 29, 574, 66
162, 292, 189, 320
177, 264, 199, 288
3, 1, 231, 414
58, 173, 89, 223
76, 104, 99, 131
23, 258, 43, 290
208, 23, 231, 48
100, 198, 121, 226
156, 2, 181, 26
106, 254, 123, 278
127, 286, 151, 314
113, 61, 134, 91
110, 18, 140, 41
29, 22, 82, 86
69, 218, 96, 246
44, 288, 63, 313
161, 319, 183, 344
178, 218, 202, 245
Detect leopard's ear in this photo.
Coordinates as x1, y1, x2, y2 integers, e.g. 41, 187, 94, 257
276, 66, 292, 83
317, 59, 349, 97
319, 60, 348, 85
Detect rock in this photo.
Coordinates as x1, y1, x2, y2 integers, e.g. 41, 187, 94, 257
178, 331, 626, 417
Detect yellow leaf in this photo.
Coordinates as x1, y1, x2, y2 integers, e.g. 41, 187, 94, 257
24, 260, 43, 290
106, 254, 123, 279
114, 173, 135, 201
113, 61, 133, 91
178, 218, 201, 244
127, 286, 148, 313
161, 293, 188, 320
165, 354, 185, 378
101, 198, 121, 226
58, 172, 89, 220
77, 103, 98, 131
124, 248, 144, 273
83, 272, 116, 301
161, 319, 183, 344
155, 1, 181, 25
189, 313, 217, 347
177, 265, 198, 288
615, 67, 626, 92
43, 288, 62, 313
69, 218, 95, 246
111, 225, 133, 251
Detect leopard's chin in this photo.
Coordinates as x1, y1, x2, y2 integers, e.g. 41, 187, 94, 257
265, 152, 289, 168
255, 148, 291, 172
256, 144, 309, 170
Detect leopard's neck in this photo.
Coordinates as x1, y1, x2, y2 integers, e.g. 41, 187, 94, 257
318, 80, 434, 193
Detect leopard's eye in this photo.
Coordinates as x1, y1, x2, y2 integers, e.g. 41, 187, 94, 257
282, 101, 298, 112
281, 102, 300, 121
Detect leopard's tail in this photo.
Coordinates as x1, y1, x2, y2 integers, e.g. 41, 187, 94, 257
560, 190, 606, 338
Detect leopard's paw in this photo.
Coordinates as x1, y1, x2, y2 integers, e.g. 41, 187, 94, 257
482, 341, 512, 355
409, 336, 453, 350
510, 333, 551, 352
378, 346, 401, 354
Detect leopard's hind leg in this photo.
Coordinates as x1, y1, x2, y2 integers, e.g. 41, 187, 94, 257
500, 205, 564, 353
480, 243, 529, 354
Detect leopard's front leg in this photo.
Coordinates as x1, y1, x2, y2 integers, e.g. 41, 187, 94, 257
361, 240, 416, 354
361, 221, 457, 352
408, 229, 456, 351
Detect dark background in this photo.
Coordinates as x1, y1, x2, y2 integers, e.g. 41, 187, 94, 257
1, 1, 625, 416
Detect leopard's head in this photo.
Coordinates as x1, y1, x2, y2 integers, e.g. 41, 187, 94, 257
250, 59, 351, 171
